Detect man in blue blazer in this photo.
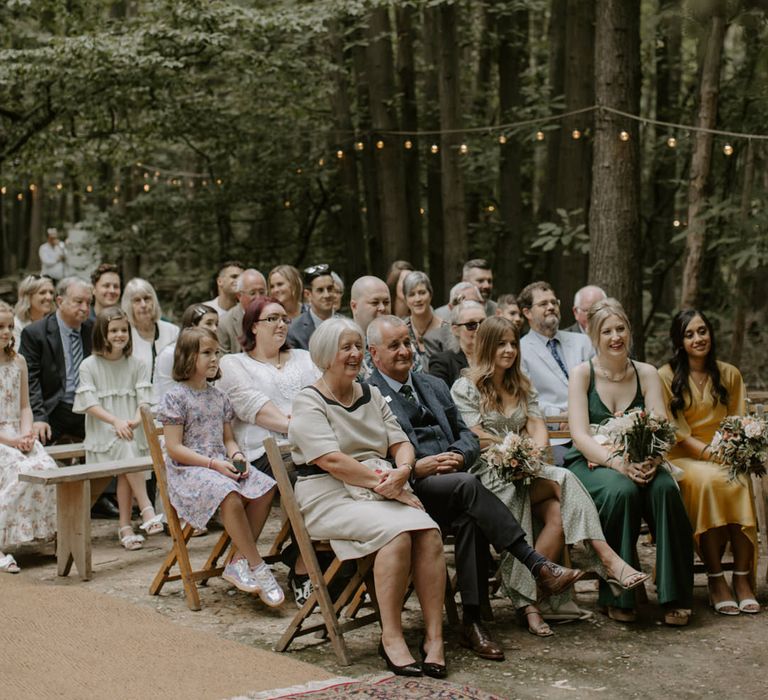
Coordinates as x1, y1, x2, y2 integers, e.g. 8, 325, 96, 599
286, 264, 336, 350
19, 277, 94, 444
366, 316, 584, 660
518, 281, 594, 464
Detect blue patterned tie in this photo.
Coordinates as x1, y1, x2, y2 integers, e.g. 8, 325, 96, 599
399, 384, 418, 404
546, 338, 569, 379
70, 329, 84, 388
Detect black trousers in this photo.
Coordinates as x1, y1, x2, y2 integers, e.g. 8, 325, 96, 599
414, 471, 528, 608
49, 402, 85, 443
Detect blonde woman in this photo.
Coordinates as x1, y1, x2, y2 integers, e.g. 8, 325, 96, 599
13, 274, 55, 348
268, 265, 304, 319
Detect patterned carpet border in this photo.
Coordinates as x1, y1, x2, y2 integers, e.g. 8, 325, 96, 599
233, 673, 506, 700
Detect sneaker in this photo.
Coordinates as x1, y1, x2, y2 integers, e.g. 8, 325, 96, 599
289, 571, 313, 608
222, 558, 261, 594
251, 562, 285, 607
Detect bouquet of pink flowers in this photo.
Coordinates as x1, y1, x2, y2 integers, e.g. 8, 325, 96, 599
485, 432, 544, 485
710, 415, 768, 483
593, 408, 677, 468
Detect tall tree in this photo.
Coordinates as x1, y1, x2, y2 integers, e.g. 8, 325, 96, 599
588, 0, 643, 354
680, 3, 727, 308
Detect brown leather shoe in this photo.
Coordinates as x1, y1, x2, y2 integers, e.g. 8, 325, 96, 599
459, 621, 505, 661
536, 561, 585, 598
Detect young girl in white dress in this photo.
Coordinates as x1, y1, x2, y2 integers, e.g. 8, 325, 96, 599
158, 327, 284, 606
73, 307, 162, 551
0, 301, 57, 572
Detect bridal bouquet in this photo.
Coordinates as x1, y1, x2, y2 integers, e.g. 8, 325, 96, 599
485, 432, 544, 485
710, 415, 768, 483
592, 408, 677, 473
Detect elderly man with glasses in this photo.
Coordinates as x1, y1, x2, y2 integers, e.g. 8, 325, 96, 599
518, 281, 594, 465
286, 264, 337, 350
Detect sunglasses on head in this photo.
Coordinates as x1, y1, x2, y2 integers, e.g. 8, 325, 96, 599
303, 263, 331, 284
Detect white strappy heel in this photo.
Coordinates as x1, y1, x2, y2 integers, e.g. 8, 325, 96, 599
707, 572, 739, 615
732, 571, 761, 614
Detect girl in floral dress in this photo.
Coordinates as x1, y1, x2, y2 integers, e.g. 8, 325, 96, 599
74, 306, 162, 551
158, 327, 283, 606
0, 301, 56, 572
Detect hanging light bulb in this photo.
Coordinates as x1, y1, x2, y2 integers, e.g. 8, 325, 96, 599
619, 130, 630, 142
430, 144, 439, 154
487, 204, 496, 213
459, 143, 469, 154
666, 136, 677, 148
143, 184, 150, 192
86, 184, 94, 193
283, 199, 291, 208
0, 186, 6, 195
673, 219, 681, 228
419, 207, 425, 215
336, 149, 344, 159
572, 129, 582, 140
535, 130, 545, 141
498, 135, 507, 145
17, 193, 23, 201
56, 182, 64, 191
354, 141, 364, 151
29, 183, 37, 192
723, 143, 734, 156
296, 168, 303, 175
404, 139, 413, 150
375, 140, 384, 150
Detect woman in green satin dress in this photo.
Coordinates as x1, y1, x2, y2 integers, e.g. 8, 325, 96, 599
564, 299, 694, 626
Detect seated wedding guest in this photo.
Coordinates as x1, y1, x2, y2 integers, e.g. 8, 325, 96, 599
452, 316, 647, 637
461, 259, 496, 316
433, 281, 484, 327
403, 271, 447, 367
286, 264, 336, 351
565, 299, 694, 626
218, 269, 267, 354
268, 265, 304, 319
13, 274, 55, 349
90, 263, 121, 318
659, 310, 759, 615
566, 285, 606, 334
159, 327, 283, 606
367, 316, 586, 658
19, 276, 93, 444
429, 301, 485, 388
495, 294, 523, 332
519, 281, 594, 465
155, 303, 219, 404
121, 278, 179, 386
205, 260, 244, 318
38, 228, 67, 284
0, 301, 57, 573
331, 271, 345, 313
289, 317, 446, 677
218, 296, 320, 605
385, 260, 414, 318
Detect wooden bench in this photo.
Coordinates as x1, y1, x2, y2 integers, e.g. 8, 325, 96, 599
18, 456, 153, 580
44, 442, 87, 462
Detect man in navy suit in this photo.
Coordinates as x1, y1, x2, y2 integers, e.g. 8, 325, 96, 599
286, 264, 336, 350
20, 276, 93, 444
366, 316, 584, 660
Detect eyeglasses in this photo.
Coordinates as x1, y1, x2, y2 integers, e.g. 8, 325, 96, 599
453, 319, 484, 332
303, 263, 331, 283
533, 298, 560, 309
256, 315, 292, 326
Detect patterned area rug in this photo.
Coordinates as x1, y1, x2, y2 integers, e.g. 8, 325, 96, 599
236, 673, 505, 700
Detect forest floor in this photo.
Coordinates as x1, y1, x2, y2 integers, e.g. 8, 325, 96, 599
10, 509, 767, 700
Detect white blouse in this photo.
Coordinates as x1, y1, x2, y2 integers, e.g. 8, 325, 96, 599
218, 349, 320, 461
131, 320, 179, 387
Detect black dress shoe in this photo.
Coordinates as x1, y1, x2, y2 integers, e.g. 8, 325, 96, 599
459, 621, 505, 661
536, 561, 585, 598
419, 637, 447, 678
378, 640, 422, 677
91, 495, 120, 519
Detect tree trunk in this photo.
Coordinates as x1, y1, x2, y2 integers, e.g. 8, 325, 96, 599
549, 0, 594, 321
437, 3, 467, 295
588, 0, 643, 355
395, 4, 423, 268
328, 18, 366, 283
495, 6, 527, 295
679, 7, 726, 308
27, 183, 45, 270
365, 6, 409, 266
423, 7, 445, 296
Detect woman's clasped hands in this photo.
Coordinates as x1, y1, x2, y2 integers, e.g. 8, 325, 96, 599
614, 456, 661, 485
373, 467, 425, 510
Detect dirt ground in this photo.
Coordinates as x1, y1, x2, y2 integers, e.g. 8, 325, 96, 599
9, 511, 767, 700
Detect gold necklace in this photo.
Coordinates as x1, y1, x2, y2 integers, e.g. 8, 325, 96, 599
252, 350, 282, 369
320, 377, 354, 406
594, 358, 631, 382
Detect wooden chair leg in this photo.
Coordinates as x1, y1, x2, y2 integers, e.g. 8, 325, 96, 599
199, 532, 231, 585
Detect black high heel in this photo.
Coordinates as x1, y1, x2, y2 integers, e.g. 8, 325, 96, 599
419, 637, 447, 679
378, 639, 422, 677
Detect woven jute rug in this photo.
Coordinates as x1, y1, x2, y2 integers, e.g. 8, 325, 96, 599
0, 576, 332, 699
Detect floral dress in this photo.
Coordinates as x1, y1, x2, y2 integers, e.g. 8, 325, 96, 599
157, 383, 276, 530
0, 360, 56, 548
451, 376, 605, 610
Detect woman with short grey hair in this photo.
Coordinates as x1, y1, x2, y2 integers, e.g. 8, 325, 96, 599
403, 271, 447, 368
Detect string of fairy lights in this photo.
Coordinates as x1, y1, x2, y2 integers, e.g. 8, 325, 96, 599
1, 106, 765, 225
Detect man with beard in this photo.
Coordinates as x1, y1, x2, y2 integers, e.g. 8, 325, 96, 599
518, 281, 593, 465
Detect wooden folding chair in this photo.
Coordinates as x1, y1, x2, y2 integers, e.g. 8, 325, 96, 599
140, 406, 233, 611
264, 437, 380, 666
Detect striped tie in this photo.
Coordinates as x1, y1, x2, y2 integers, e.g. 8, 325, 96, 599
546, 338, 569, 379
70, 329, 84, 388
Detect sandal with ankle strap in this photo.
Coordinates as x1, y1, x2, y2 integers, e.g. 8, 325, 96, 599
604, 563, 650, 597
119, 526, 145, 551
663, 607, 691, 627
139, 507, 164, 536
518, 606, 554, 637
707, 572, 739, 615
0, 553, 20, 574
732, 571, 760, 614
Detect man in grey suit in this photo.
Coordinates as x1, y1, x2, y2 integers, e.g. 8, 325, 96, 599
286, 264, 336, 350
565, 285, 606, 334
366, 316, 584, 660
518, 281, 594, 464
217, 268, 266, 353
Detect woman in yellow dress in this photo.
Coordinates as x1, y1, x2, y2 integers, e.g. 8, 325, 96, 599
658, 310, 759, 615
